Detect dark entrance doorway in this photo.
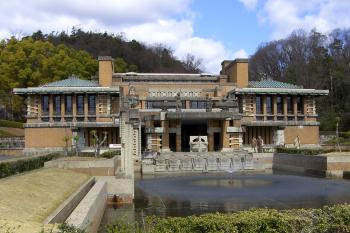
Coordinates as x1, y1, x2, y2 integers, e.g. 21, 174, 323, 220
181, 121, 207, 152
214, 132, 221, 151
169, 133, 176, 152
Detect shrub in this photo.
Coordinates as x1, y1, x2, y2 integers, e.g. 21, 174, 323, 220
104, 204, 350, 233
56, 223, 86, 233
101, 150, 121, 159
0, 153, 61, 178
0, 120, 23, 128
275, 147, 323, 155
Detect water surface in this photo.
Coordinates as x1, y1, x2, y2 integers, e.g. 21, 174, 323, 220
99, 172, 350, 232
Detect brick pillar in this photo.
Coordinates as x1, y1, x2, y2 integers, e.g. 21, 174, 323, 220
176, 121, 181, 152
208, 133, 214, 151
161, 120, 170, 151
221, 120, 230, 150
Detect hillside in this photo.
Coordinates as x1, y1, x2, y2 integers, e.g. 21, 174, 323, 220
249, 29, 350, 131
30, 28, 202, 73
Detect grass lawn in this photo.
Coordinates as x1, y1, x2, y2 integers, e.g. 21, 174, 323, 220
0, 168, 90, 232
0, 127, 24, 137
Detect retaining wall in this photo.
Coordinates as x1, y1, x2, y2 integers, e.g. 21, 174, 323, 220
45, 156, 118, 176
44, 178, 95, 224
66, 180, 107, 233
0, 148, 23, 156
273, 153, 350, 177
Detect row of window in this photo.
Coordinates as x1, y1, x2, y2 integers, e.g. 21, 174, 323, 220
255, 95, 304, 115
41, 95, 96, 116
146, 101, 207, 109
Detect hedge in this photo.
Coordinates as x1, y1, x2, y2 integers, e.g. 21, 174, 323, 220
105, 204, 350, 233
275, 147, 324, 155
101, 149, 121, 159
0, 153, 61, 178
0, 119, 23, 128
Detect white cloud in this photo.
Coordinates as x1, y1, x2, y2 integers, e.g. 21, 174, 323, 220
0, 0, 235, 73
239, 0, 258, 10
233, 49, 249, 59
240, 0, 350, 39
175, 37, 230, 73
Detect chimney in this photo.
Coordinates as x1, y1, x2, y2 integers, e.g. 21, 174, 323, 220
220, 58, 248, 88
98, 56, 113, 87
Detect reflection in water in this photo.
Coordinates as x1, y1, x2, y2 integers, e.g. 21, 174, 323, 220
99, 173, 350, 232
192, 178, 273, 188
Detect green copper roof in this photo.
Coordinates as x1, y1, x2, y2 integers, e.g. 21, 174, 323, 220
41, 76, 99, 87
249, 80, 302, 89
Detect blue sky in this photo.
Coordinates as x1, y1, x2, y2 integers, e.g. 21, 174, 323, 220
0, 0, 349, 72
191, 0, 271, 55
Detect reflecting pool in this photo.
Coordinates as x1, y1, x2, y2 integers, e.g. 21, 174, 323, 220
99, 172, 350, 232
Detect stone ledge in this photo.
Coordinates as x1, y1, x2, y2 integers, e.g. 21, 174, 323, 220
43, 177, 95, 224
66, 180, 107, 233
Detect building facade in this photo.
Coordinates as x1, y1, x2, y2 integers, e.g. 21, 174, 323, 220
14, 56, 328, 156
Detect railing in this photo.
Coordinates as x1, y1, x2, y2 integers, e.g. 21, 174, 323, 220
254, 114, 306, 121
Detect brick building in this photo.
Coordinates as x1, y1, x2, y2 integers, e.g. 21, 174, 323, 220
13, 56, 328, 156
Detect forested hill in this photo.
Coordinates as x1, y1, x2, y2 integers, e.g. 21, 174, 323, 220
0, 29, 202, 119
249, 29, 350, 131
29, 28, 202, 73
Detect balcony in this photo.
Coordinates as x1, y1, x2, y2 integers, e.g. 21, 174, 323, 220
24, 115, 120, 128
145, 127, 164, 134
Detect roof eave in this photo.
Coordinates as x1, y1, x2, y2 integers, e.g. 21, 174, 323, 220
13, 87, 120, 95
233, 88, 329, 96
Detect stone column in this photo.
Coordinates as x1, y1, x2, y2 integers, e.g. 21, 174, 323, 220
61, 94, 65, 122
293, 96, 297, 120
186, 100, 190, 109
84, 94, 88, 121
161, 120, 170, 151
72, 95, 77, 122
49, 94, 53, 122
274, 129, 285, 146
37, 95, 42, 120
283, 96, 288, 120
176, 121, 181, 152
273, 95, 277, 120
262, 95, 267, 120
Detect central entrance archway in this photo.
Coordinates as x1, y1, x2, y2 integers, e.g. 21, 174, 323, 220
181, 120, 207, 152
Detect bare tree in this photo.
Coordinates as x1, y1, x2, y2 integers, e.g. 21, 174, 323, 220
90, 130, 107, 157
182, 54, 204, 73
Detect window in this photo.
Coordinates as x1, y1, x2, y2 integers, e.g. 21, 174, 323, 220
287, 96, 293, 114
88, 95, 96, 115
266, 96, 273, 114
296, 96, 303, 114
276, 96, 283, 114
41, 95, 49, 115
53, 96, 61, 116
255, 95, 263, 114
190, 101, 206, 109
65, 95, 72, 115
146, 101, 163, 109
76, 95, 84, 115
